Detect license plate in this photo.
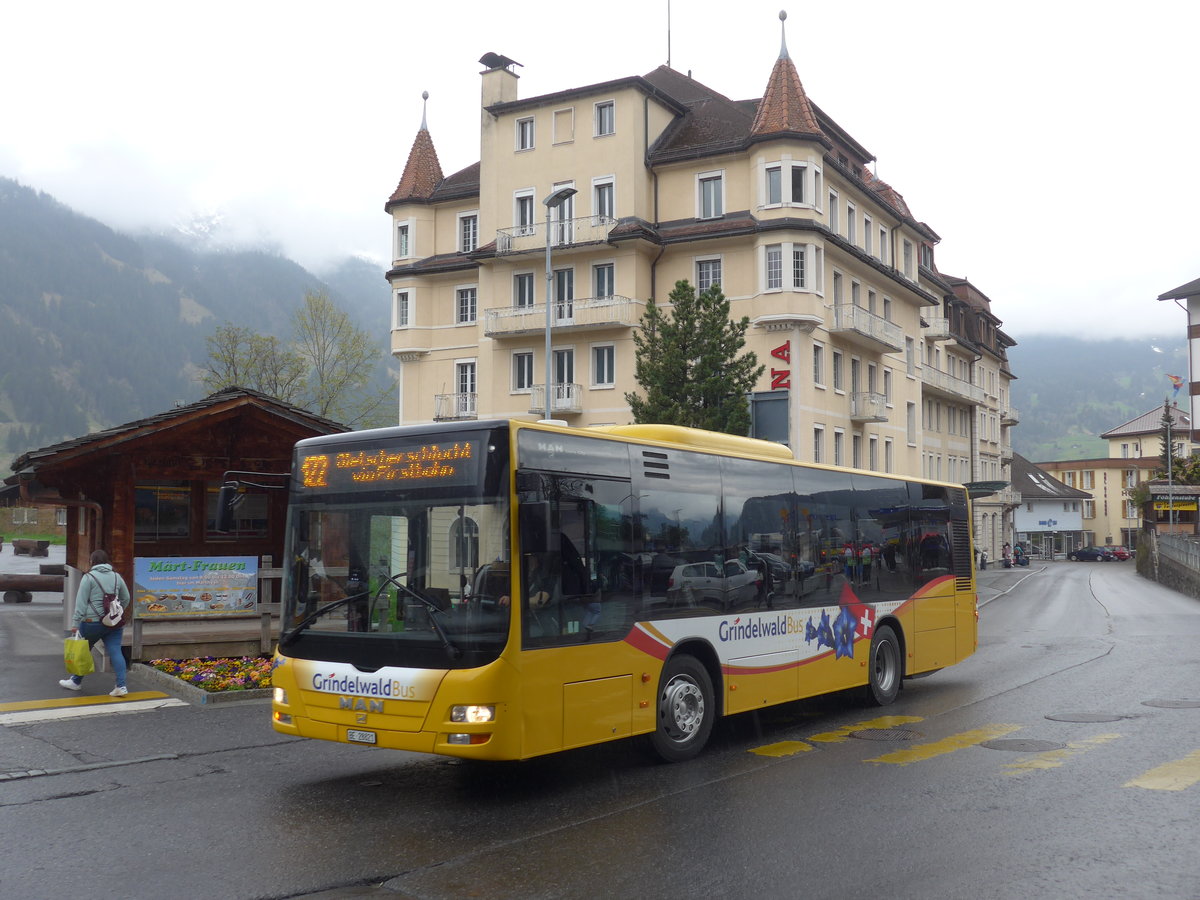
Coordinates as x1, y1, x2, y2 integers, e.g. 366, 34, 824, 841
346, 729, 377, 744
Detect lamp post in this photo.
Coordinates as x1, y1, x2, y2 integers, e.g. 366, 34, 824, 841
542, 187, 577, 423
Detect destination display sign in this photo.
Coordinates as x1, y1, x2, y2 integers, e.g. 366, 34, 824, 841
297, 440, 480, 493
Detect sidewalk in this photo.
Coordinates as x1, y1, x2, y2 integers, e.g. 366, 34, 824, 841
976, 558, 1046, 606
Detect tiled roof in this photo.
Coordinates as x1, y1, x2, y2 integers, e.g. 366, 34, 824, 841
386, 128, 444, 208
1101, 404, 1189, 439
1009, 452, 1091, 500
749, 52, 822, 139
7, 387, 346, 477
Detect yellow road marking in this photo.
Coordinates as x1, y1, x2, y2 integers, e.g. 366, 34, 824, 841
1125, 750, 1200, 791
1003, 734, 1123, 774
806, 715, 924, 743
867, 724, 1022, 765
750, 740, 813, 757
0, 691, 171, 713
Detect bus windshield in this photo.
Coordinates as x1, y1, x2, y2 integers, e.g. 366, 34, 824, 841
279, 425, 511, 667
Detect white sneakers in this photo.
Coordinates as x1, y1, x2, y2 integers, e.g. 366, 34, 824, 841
57, 679, 128, 696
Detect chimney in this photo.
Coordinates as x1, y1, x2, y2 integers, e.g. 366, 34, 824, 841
479, 52, 520, 108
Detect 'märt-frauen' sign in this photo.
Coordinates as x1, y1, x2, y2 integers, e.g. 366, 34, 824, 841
132, 556, 259, 618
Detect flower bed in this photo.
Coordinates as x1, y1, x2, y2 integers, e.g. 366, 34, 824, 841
147, 656, 273, 693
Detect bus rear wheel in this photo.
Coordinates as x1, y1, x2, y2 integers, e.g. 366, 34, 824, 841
649, 655, 715, 762
862, 624, 901, 706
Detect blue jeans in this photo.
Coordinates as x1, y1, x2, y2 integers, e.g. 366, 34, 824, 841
71, 622, 127, 688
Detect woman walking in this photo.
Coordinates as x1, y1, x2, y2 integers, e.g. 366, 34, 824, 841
60, 549, 131, 696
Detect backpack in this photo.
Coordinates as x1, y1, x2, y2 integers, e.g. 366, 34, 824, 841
90, 573, 125, 627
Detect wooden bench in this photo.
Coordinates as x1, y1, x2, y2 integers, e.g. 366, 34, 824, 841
129, 603, 282, 661
12, 539, 50, 557
0, 571, 64, 603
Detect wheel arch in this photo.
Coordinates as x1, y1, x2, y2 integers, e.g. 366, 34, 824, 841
664, 638, 724, 719
875, 614, 908, 680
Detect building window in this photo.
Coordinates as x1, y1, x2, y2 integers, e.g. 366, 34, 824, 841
832, 350, 844, 392
516, 116, 535, 150
852, 434, 862, 469
902, 239, 914, 277
829, 190, 839, 233
395, 222, 410, 259
905, 337, 916, 376
594, 100, 615, 136
1124, 499, 1137, 518
456, 287, 477, 324
696, 257, 722, 292
449, 517, 479, 569
864, 216, 872, 254
592, 344, 615, 387
457, 361, 476, 396
593, 263, 615, 299
459, 214, 478, 253
766, 244, 783, 290
793, 247, 806, 288
813, 425, 824, 463
393, 290, 410, 328
135, 482, 191, 541
1082, 471, 1095, 489
833, 271, 843, 303
906, 402, 917, 445
869, 435, 878, 471
813, 342, 825, 387
593, 177, 614, 222
879, 227, 888, 264
513, 352, 534, 392
766, 165, 782, 204
883, 369, 892, 404
554, 348, 575, 387
791, 165, 806, 203
833, 429, 845, 466
56, 508, 67, 527
698, 172, 724, 219
514, 273, 535, 309
847, 203, 857, 245
1083, 500, 1096, 518
553, 268, 574, 322
515, 191, 536, 236
884, 438, 894, 473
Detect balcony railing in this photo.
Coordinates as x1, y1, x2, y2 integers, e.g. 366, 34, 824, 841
922, 313, 951, 341
850, 391, 888, 422
433, 392, 477, 421
920, 366, 987, 404
484, 295, 640, 337
495, 215, 617, 255
999, 444, 1014, 461
530, 383, 583, 415
830, 304, 904, 353
1001, 406, 1020, 425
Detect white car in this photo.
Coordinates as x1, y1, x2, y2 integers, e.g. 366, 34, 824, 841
666, 559, 760, 608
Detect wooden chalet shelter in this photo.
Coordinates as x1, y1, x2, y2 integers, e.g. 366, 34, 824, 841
4, 387, 345, 658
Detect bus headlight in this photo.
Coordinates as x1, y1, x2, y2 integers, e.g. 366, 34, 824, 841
450, 704, 495, 724
274, 687, 288, 705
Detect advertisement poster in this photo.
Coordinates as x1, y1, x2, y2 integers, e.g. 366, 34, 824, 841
133, 556, 259, 618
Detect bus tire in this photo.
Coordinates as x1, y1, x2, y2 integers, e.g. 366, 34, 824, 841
649, 654, 714, 762
862, 624, 901, 706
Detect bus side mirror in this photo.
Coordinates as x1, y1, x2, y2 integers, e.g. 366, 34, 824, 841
214, 482, 241, 533
519, 501, 551, 554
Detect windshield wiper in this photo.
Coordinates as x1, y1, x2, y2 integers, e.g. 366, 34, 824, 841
281, 590, 369, 646
375, 572, 462, 660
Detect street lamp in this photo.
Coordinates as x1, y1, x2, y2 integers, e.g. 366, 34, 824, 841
542, 186, 577, 423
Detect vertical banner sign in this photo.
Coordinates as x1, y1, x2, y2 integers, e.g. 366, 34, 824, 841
771, 341, 791, 390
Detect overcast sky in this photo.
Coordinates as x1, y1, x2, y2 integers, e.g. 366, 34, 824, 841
4, 0, 1196, 340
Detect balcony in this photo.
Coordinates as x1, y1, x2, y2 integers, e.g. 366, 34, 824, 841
850, 391, 888, 423
484, 295, 640, 338
1001, 406, 1020, 425
999, 443, 1014, 461
530, 383, 583, 416
495, 215, 617, 256
433, 392, 477, 421
830, 304, 903, 353
920, 366, 987, 405
922, 313, 952, 341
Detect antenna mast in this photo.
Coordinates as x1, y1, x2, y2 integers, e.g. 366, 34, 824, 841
667, 0, 671, 68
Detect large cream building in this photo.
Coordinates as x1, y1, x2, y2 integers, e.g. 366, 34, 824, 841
384, 22, 1017, 556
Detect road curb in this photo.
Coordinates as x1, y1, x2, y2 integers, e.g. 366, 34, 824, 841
130, 663, 272, 705
978, 565, 1046, 608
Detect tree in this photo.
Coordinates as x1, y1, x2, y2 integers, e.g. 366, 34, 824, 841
201, 291, 393, 428
625, 280, 764, 435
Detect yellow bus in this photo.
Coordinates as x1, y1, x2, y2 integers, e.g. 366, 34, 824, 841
260, 419, 977, 762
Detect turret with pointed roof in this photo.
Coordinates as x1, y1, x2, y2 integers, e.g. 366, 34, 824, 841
385, 92, 444, 211
749, 11, 826, 145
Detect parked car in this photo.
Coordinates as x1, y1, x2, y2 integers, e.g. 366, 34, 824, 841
1105, 546, 1132, 560
666, 559, 760, 607
1068, 546, 1115, 562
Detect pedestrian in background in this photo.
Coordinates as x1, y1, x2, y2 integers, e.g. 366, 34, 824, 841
60, 549, 131, 696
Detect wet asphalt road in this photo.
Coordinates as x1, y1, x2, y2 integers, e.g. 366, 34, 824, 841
1, 553, 1197, 899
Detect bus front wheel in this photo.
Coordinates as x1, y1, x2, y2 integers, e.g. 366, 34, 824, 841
649, 655, 715, 762
862, 624, 901, 706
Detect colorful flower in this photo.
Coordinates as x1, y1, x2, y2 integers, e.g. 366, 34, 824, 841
147, 656, 274, 692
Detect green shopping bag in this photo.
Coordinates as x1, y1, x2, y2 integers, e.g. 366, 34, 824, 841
64, 635, 94, 676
